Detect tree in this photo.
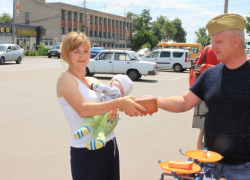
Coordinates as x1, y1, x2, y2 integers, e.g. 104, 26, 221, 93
0, 12, 13, 23
172, 18, 186, 42
140, 9, 152, 30
131, 26, 158, 51
163, 20, 177, 41
246, 16, 250, 37
151, 21, 162, 42
195, 27, 210, 46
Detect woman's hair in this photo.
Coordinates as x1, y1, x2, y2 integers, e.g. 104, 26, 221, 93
61, 32, 91, 64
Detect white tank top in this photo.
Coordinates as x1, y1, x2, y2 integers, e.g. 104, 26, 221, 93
58, 76, 115, 148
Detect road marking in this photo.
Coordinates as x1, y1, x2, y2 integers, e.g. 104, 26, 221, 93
171, 75, 188, 81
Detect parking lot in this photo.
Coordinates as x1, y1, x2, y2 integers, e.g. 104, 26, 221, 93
0, 57, 199, 180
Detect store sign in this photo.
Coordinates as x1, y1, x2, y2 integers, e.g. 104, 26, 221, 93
5, 27, 10, 33
0, 26, 11, 34
0, 26, 4, 33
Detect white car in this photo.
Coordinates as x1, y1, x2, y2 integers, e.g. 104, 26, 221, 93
137, 48, 150, 56
0, 44, 24, 65
141, 48, 191, 72
86, 50, 158, 81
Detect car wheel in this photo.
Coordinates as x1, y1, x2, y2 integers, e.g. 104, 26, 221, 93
48, 55, 51, 58
16, 57, 21, 64
0, 57, 5, 65
85, 67, 90, 76
173, 64, 183, 72
58, 54, 60, 58
127, 70, 140, 81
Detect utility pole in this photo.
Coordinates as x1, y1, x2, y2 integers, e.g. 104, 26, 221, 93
224, 0, 228, 13
12, 0, 15, 44
83, 0, 87, 34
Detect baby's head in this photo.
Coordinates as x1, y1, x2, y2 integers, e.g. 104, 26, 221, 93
109, 74, 133, 96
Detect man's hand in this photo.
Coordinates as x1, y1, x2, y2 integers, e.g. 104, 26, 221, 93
119, 96, 145, 117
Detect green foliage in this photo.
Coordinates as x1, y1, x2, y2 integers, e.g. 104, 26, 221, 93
172, 18, 186, 42
142, 43, 151, 49
0, 12, 12, 23
131, 26, 158, 51
37, 42, 49, 56
80, 24, 85, 33
195, 27, 210, 46
246, 16, 250, 36
24, 42, 50, 56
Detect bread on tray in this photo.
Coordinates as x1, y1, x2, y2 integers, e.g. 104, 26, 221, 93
168, 161, 193, 170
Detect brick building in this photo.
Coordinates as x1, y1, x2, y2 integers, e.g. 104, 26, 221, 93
15, 0, 133, 49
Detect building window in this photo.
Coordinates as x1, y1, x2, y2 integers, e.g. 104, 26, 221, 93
99, 31, 102, 38
61, 10, 65, 19
89, 30, 93, 37
112, 33, 114, 39
79, 13, 82, 22
94, 31, 97, 37
104, 18, 107, 25
25, 12, 29, 25
108, 32, 111, 38
68, 27, 71, 33
115, 44, 118, 48
95, 16, 98, 24
67, 12, 71, 20
104, 32, 106, 38
99, 17, 102, 25
90, 15, 93, 23
74, 12, 77, 21
61, 27, 65, 35
73, 28, 77, 32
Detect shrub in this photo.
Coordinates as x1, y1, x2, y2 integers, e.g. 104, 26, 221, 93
37, 42, 49, 56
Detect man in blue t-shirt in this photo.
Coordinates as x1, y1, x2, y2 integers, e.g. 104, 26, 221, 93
156, 13, 250, 179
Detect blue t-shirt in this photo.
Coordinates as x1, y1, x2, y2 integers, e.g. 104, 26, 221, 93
190, 60, 250, 165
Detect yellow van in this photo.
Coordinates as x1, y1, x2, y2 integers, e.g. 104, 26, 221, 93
149, 42, 202, 59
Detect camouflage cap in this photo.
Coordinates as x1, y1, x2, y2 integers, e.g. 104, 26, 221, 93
206, 13, 246, 36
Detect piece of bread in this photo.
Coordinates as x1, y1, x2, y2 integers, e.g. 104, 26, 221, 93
168, 161, 193, 170
134, 97, 158, 115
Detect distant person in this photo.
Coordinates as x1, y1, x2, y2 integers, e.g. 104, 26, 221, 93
56, 31, 144, 180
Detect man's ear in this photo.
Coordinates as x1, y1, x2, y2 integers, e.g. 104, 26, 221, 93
233, 35, 240, 48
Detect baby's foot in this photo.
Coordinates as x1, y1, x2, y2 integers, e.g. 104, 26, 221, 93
86, 140, 106, 150
74, 125, 91, 139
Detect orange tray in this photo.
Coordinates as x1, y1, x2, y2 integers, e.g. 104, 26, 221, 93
159, 161, 201, 175
185, 150, 222, 163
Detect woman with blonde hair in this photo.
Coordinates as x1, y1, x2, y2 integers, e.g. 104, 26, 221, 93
57, 32, 144, 180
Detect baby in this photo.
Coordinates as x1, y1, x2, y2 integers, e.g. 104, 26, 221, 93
74, 74, 133, 150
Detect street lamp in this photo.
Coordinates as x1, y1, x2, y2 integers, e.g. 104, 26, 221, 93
116, 3, 134, 50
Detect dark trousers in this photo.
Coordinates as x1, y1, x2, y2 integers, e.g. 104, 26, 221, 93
70, 138, 120, 180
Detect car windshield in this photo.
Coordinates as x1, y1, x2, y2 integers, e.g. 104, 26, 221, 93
53, 45, 60, 49
0, 45, 6, 52
138, 49, 145, 53
91, 47, 103, 51
133, 52, 142, 60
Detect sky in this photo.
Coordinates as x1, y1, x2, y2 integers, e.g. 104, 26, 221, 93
1, 0, 250, 43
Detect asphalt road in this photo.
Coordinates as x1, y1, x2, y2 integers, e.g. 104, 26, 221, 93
0, 57, 199, 180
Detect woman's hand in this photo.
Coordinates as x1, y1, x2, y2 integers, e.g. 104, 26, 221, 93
108, 108, 120, 122
119, 96, 145, 117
